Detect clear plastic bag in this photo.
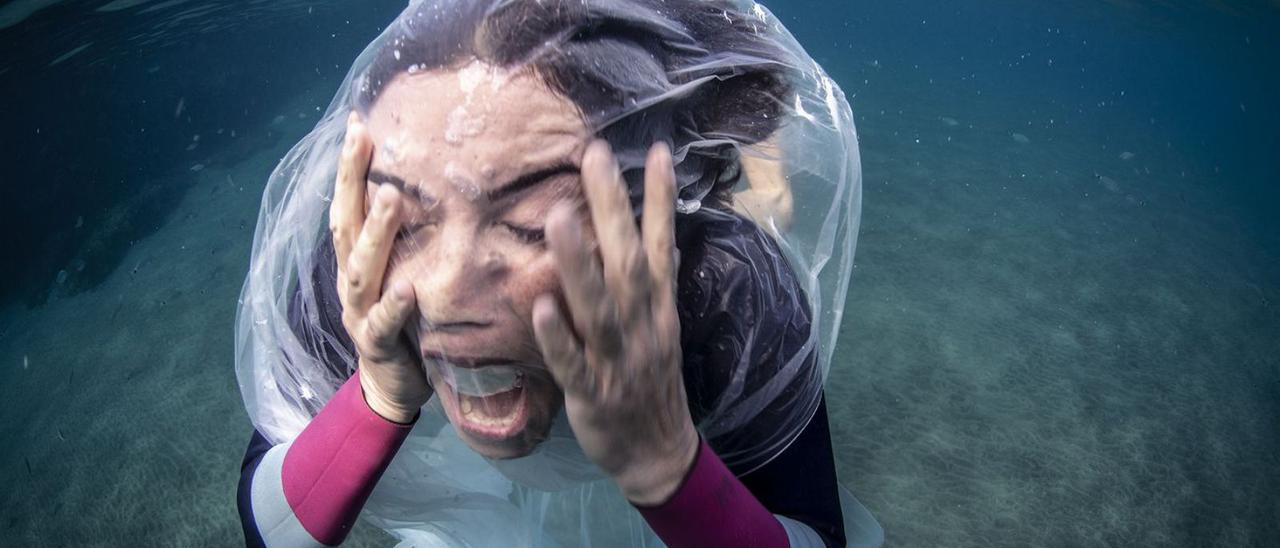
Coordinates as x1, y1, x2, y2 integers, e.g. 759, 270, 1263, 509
235, 0, 869, 545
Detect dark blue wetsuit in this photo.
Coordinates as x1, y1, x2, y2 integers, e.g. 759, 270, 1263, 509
236, 210, 848, 547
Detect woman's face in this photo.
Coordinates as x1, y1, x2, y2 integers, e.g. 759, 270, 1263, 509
363, 62, 589, 459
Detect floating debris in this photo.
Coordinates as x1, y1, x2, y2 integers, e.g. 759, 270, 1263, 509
1011, 132, 1031, 144
22, 355, 28, 370
1119, 151, 1135, 160
75, 216, 83, 228
940, 116, 959, 127
1094, 173, 1121, 193
185, 142, 198, 151
190, 163, 205, 172
49, 42, 94, 67
56, 269, 68, 284
272, 114, 286, 125
174, 97, 185, 119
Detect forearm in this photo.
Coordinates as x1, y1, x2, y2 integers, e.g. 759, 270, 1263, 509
237, 373, 413, 547
635, 437, 827, 548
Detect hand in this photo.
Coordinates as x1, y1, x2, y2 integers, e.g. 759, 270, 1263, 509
330, 113, 431, 424
533, 141, 699, 506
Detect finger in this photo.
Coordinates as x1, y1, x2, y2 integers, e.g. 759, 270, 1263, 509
642, 142, 678, 322
347, 184, 402, 313
546, 204, 625, 359
580, 140, 649, 318
532, 295, 592, 396
331, 113, 372, 276
365, 280, 417, 360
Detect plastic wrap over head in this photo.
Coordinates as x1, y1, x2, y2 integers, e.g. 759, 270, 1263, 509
235, 0, 863, 545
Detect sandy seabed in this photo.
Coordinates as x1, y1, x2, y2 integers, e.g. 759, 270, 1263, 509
1, 73, 1277, 547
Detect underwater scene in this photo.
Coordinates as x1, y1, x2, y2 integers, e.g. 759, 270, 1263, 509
1, 0, 1276, 546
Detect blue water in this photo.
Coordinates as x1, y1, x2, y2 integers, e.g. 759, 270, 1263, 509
1, 0, 1276, 545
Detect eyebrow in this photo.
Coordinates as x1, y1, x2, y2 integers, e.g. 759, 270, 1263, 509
367, 163, 578, 204
486, 163, 579, 202
366, 169, 428, 205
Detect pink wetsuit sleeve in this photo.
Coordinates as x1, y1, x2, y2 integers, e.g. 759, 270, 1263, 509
281, 372, 413, 545
636, 438, 790, 548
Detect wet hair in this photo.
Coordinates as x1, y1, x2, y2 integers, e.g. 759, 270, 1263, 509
353, 0, 796, 206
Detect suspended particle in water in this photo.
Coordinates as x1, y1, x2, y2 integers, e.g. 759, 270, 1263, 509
191, 164, 205, 172
1011, 132, 1030, 144
56, 270, 68, 284
174, 97, 185, 118
74, 216, 83, 228
23, 355, 29, 370
1119, 151, 1135, 161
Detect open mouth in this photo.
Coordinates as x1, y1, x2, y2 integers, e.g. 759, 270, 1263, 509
430, 359, 532, 441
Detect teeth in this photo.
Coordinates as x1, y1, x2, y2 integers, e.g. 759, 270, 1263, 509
460, 396, 474, 414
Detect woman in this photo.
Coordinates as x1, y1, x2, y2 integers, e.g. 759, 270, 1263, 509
234, 1, 876, 546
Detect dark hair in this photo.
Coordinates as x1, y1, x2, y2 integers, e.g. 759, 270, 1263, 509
353, 0, 796, 207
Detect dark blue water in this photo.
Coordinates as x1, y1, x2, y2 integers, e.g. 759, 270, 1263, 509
1, 1, 1276, 545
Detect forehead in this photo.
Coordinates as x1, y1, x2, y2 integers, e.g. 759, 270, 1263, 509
364, 63, 588, 183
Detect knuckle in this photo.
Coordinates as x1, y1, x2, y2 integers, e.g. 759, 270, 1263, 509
347, 270, 365, 292
366, 306, 389, 337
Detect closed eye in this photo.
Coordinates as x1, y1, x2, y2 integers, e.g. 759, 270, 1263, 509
502, 222, 545, 245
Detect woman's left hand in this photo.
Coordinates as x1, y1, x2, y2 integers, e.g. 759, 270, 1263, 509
533, 140, 699, 506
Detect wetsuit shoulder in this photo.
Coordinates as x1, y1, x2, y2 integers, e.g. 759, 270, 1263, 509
673, 210, 845, 546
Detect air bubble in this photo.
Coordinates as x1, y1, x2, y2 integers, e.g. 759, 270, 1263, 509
444, 105, 485, 145
445, 163, 481, 200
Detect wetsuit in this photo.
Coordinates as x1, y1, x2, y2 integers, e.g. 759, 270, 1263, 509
236, 210, 846, 547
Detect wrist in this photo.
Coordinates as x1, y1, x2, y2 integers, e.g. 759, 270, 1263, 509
617, 427, 701, 506
357, 371, 419, 425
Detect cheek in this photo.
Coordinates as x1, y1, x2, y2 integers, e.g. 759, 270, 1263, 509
384, 244, 425, 285
505, 251, 561, 312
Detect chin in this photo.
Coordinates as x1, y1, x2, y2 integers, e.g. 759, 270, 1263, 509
431, 369, 562, 460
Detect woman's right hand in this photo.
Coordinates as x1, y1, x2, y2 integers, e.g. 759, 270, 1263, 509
330, 112, 431, 424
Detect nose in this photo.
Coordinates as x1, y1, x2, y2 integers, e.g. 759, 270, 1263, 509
408, 224, 508, 324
